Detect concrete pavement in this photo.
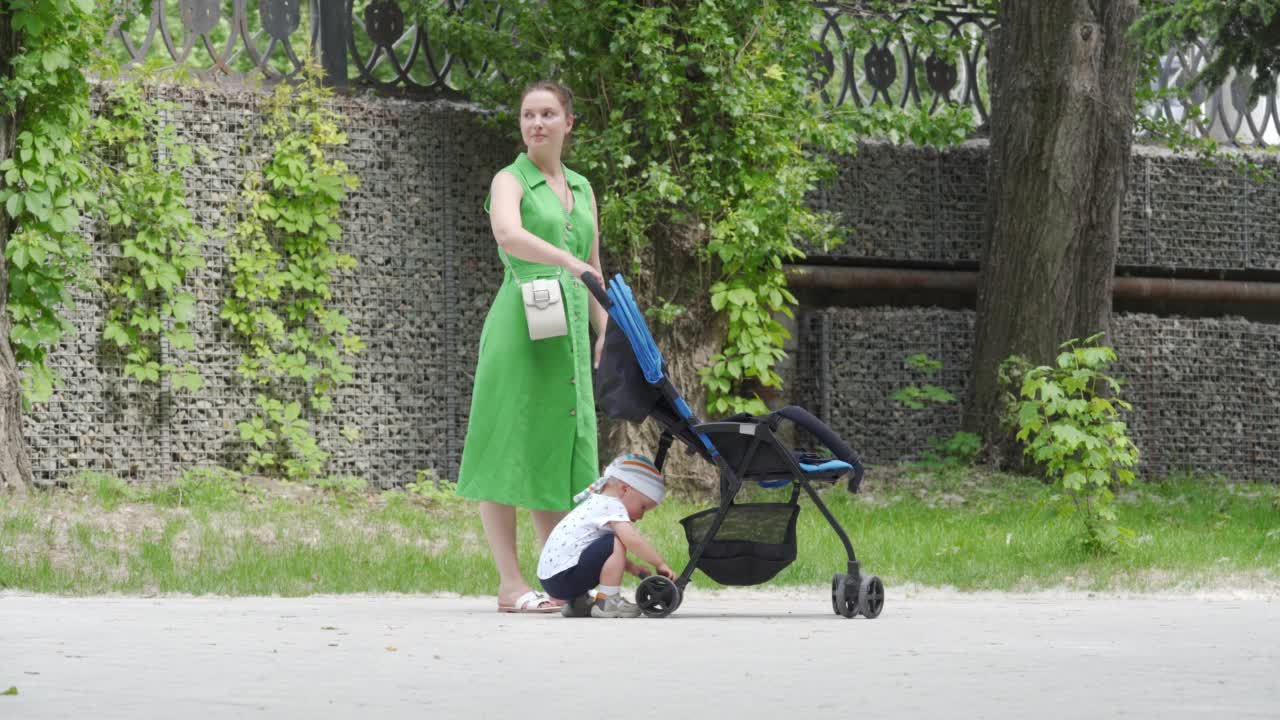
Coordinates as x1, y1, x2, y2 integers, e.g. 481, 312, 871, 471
2, 588, 1277, 719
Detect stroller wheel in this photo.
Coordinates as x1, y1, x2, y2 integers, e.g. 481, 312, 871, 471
831, 574, 855, 618
856, 575, 885, 619
636, 576, 682, 618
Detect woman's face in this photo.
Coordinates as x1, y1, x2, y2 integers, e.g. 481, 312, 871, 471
520, 89, 573, 153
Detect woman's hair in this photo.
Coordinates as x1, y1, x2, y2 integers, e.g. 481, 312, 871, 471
520, 80, 574, 117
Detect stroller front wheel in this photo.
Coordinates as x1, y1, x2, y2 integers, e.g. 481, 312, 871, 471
856, 575, 885, 619
637, 575, 682, 618
831, 573, 856, 618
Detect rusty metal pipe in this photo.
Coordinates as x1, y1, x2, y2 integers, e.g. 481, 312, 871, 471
1111, 276, 1280, 304
785, 266, 978, 292
784, 265, 1280, 305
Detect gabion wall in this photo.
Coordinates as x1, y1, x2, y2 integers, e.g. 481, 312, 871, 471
812, 141, 1280, 271
794, 308, 1280, 481
19, 86, 1280, 484
25, 86, 511, 485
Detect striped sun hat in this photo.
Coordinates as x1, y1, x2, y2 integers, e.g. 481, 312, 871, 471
606, 453, 665, 503
573, 453, 665, 504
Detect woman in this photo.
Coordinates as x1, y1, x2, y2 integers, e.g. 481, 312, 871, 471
456, 81, 608, 613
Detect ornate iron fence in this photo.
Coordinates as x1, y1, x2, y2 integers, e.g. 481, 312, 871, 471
811, 2, 997, 124
107, 1, 1280, 147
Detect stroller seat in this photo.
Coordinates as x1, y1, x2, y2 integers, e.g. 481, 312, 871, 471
754, 456, 853, 488
799, 459, 854, 476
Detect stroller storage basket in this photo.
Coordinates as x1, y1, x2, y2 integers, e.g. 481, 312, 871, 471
680, 503, 799, 586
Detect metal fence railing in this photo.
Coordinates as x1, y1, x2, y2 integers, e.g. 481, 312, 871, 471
107, 1, 1280, 147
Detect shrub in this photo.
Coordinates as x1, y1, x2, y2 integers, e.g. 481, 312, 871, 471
1003, 334, 1140, 553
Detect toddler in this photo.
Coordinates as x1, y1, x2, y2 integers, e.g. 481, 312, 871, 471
537, 454, 674, 618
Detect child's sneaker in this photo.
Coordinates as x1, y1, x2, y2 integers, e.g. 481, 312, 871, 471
560, 592, 594, 618
590, 593, 642, 618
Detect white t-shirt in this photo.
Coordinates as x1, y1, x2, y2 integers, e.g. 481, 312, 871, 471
537, 494, 631, 579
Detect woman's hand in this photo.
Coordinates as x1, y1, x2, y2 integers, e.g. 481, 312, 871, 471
565, 258, 596, 282
594, 333, 606, 368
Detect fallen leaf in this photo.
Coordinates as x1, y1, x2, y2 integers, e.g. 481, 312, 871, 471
385, 646, 398, 652
2, 687, 17, 696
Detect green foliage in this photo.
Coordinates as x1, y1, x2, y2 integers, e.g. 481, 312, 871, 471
1131, 1, 1278, 180
221, 63, 361, 481
147, 466, 248, 509
920, 431, 983, 469
416, 0, 975, 416
403, 468, 463, 506
890, 353, 977, 469
891, 353, 956, 410
1004, 334, 1141, 554
70, 470, 139, 510
89, 77, 206, 390
645, 297, 686, 326
0, 0, 106, 403
1134, 0, 1280, 104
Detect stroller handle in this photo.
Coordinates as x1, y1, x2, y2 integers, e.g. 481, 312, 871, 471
581, 271, 611, 308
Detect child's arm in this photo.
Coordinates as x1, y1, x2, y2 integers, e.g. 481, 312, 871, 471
624, 559, 650, 578
611, 521, 674, 579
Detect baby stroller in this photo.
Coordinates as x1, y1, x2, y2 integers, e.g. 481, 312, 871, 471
584, 273, 884, 620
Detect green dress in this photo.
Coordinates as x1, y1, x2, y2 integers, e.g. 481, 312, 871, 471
456, 153, 599, 511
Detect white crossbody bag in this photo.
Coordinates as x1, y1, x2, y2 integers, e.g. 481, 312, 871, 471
499, 249, 568, 341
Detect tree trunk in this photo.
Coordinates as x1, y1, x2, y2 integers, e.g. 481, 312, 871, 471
600, 227, 722, 496
965, 0, 1140, 462
0, 10, 34, 494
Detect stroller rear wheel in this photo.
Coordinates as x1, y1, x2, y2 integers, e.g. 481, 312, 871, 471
636, 575, 682, 618
856, 575, 885, 619
831, 574, 856, 618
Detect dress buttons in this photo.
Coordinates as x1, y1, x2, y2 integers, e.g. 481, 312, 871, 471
569, 409, 577, 416
565, 223, 573, 231
570, 377, 577, 385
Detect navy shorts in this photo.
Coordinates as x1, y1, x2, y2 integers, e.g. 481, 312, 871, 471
539, 534, 617, 600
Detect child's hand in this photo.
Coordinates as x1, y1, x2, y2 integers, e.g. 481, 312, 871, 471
625, 560, 650, 579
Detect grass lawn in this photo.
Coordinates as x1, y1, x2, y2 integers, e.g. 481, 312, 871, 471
1, 467, 1278, 595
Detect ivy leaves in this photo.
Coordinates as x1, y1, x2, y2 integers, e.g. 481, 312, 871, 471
222, 63, 361, 481
91, 78, 206, 393
0, 0, 103, 403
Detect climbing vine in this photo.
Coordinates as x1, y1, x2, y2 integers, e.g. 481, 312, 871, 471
90, 76, 205, 391
0, 0, 104, 402
417, 0, 975, 415
221, 63, 362, 481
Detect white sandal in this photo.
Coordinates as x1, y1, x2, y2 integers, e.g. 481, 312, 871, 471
497, 590, 558, 614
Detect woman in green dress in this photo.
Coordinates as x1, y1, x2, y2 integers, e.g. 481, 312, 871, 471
456, 81, 608, 613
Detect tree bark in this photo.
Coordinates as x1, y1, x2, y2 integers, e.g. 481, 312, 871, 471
0, 9, 34, 494
965, 0, 1140, 462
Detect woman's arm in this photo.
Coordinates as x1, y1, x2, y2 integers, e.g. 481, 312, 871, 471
490, 172, 594, 277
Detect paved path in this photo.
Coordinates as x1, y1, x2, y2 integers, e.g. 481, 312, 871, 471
2, 588, 1277, 719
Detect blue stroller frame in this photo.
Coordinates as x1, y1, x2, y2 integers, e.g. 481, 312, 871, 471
584, 273, 884, 619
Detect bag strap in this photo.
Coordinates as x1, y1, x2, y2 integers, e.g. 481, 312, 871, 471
496, 245, 525, 284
